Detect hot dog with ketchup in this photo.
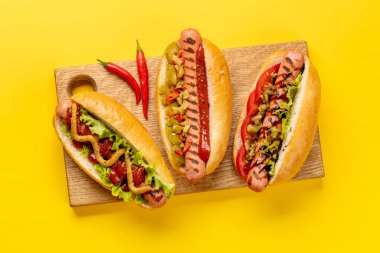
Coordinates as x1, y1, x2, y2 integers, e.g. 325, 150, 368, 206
157, 29, 232, 181
233, 50, 321, 191
53, 92, 175, 208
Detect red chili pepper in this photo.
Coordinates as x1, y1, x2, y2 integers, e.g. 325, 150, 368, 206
174, 113, 183, 122
175, 150, 183, 156
183, 140, 192, 154
136, 40, 149, 120
166, 91, 180, 105
175, 139, 192, 156
97, 59, 141, 104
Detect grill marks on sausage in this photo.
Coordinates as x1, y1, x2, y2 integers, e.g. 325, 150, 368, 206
184, 37, 196, 45
188, 150, 198, 155
285, 57, 294, 67
282, 65, 291, 74
187, 99, 198, 105
184, 47, 195, 53
188, 116, 198, 122
186, 157, 199, 165
191, 143, 198, 148
188, 133, 198, 139
188, 108, 198, 113
186, 82, 196, 88
184, 66, 196, 72
184, 57, 195, 63
190, 125, 198, 130
185, 74, 195, 80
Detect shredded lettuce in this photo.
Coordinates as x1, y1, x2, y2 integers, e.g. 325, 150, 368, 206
154, 176, 175, 198
134, 194, 145, 204
272, 73, 303, 140
111, 185, 133, 202
80, 145, 89, 157
62, 124, 72, 139
93, 164, 112, 188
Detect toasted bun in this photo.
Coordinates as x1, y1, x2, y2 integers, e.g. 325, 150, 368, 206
156, 38, 232, 176
233, 51, 321, 185
53, 92, 175, 202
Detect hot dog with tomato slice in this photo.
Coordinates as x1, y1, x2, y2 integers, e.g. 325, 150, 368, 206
233, 51, 321, 192
53, 92, 175, 208
156, 28, 232, 181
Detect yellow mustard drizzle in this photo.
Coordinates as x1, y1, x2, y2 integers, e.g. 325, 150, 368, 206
70, 103, 152, 194
125, 154, 152, 194
71, 103, 126, 166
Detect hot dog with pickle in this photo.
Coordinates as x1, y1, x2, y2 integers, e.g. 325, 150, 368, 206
233, 50, 321, 192
156, 28, 232, 181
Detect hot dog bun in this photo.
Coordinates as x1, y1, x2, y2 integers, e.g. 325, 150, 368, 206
233, 51, 321, 185
53, 92, 175, 206
156, 37, 232, 177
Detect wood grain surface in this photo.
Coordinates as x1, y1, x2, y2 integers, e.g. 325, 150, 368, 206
54, 40, 324, 207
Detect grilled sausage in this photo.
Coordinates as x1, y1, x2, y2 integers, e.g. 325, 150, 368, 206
179, 29, 206, 181
143, 189, 167, 208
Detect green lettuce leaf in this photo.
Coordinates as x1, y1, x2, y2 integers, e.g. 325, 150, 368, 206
111, 185, 122, 197
61, 124, 72, 139
80, 113, 112, 139
120, 191, 133, 202
134, 194, 145, 204
111, 185, 133, 202
154, 176, 175, 198
80, 145, 89, 157
112, 136, 128, 151
94, 164, 112, 188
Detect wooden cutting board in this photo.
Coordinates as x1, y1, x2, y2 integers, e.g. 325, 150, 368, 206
54, 40, 324, 207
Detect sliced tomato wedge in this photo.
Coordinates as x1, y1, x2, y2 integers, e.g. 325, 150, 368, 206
246, 63, 280, 115
236, 146, 250, 181
240, 116, 252, 144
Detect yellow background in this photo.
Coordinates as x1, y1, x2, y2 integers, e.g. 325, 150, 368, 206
0, 0, 379, 252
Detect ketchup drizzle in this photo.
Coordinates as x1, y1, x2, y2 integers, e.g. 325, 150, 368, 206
196, 45, 210, 162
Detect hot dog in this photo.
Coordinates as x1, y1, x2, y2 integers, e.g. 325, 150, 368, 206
233, 50, 321, 192
156, 28, 232, 181
53, 92, 175, 208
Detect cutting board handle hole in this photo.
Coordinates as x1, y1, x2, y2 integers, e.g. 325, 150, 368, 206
67, 75, 97, 95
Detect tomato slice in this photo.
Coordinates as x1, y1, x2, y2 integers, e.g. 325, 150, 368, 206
236, 146, 250, 181
240, 116, 252, 143
87, 152, 98, 164
246, 63, 280, 115
72, 140, 83, 150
